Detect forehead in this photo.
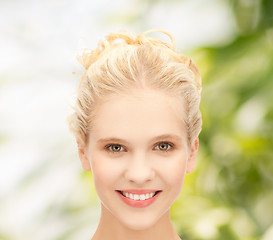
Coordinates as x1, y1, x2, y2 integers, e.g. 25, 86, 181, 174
89, 89, 186, 143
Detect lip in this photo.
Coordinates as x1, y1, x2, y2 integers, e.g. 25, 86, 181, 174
116, 190, 162, 208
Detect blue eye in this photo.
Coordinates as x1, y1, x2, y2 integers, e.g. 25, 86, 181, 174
105, 144, 125, 153
155, 142, 173, 151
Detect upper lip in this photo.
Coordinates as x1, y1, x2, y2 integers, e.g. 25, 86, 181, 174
117, 189, 162, 194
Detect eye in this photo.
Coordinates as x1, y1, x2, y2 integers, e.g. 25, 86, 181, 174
154, 142, 173, 152
105, 144, 125, 153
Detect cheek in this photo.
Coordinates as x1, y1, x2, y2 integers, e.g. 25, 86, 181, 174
90, 154, 123, 190
165, 161, 188, 204
157, 154, 188, 187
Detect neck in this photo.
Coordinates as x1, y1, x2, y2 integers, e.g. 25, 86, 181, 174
91, 203, 181, 240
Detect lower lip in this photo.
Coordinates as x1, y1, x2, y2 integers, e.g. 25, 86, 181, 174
116, 191, 161, 208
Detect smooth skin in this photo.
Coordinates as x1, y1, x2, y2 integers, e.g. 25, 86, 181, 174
78, 88, 199, 240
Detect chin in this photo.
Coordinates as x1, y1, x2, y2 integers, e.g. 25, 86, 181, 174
117, 211, 163, 231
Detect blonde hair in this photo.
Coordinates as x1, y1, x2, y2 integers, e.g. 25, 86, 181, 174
67, 29, 202, 147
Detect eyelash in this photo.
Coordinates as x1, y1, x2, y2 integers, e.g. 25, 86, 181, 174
104, 142, 174, 154
105, 144, 126, 153
154, 142, 173, 152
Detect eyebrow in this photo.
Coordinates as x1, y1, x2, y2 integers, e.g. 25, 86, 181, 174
96, 134, 183, 146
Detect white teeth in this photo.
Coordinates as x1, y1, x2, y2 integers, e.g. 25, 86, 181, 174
121, 191, 157, 200
140, 194, 145, 200
134, 195, 140, 200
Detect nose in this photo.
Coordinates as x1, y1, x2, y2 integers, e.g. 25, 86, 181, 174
124, 152, 155, 184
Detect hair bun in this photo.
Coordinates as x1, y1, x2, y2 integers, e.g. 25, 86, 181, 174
77, 29, 202, 94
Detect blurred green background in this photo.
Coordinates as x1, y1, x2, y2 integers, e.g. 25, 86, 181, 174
0, 0, 272, 240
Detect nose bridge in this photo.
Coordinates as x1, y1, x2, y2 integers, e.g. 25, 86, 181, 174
125, 151, 155, 184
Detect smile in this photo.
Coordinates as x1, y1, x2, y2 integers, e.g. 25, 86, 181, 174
116, 190, 162, 208
121, 191, 157, 200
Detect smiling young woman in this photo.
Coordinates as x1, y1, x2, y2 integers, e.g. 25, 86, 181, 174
67, 29, 202, 240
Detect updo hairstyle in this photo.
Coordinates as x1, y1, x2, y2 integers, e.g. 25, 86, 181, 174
67, 29, 202, 147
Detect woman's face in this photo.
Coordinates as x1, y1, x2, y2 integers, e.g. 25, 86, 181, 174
79, 88, 198, 230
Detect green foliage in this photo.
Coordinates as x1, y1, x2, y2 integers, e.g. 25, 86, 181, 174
170, 1, 273, 239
